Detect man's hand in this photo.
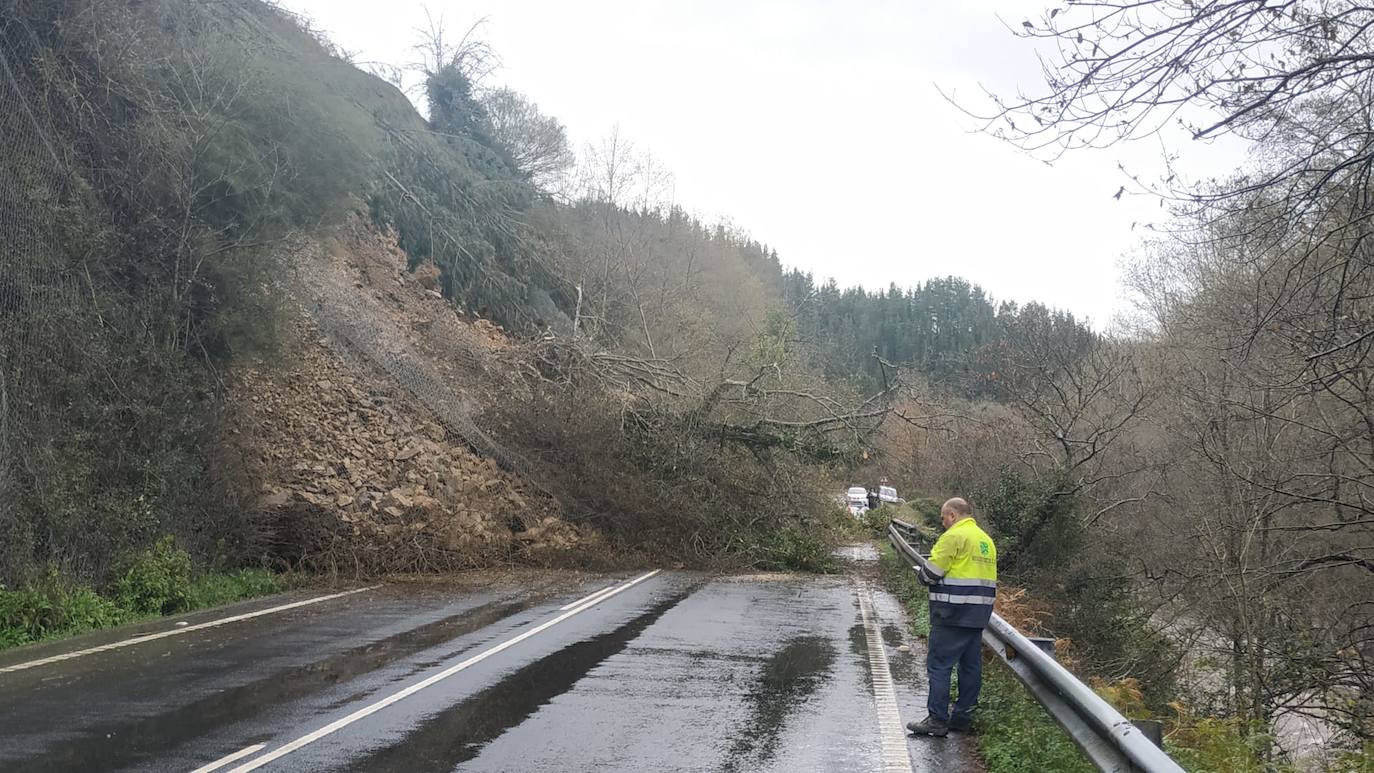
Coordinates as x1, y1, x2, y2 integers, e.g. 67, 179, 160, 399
916, 564, 941, 587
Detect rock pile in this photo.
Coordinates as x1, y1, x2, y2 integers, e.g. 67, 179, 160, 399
220, 217, 592, 572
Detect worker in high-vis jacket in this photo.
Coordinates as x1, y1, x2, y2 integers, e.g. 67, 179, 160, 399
907, 497, 997, 737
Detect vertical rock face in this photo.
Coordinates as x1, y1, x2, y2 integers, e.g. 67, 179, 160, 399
217, 214, 592, 572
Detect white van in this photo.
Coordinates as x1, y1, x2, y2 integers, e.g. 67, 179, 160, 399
846, 486, 869, 516
878, 485, 901, 504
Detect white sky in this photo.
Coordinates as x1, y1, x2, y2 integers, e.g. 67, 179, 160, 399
280, 0, 1242, 328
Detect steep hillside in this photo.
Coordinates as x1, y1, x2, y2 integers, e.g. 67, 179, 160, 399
0, 0, 577, 583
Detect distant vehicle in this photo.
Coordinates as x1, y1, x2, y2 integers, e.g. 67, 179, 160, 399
878, 485, 901, 504
845, 486, 869, 517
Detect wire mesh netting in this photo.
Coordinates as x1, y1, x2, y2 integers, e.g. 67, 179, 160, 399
285, 238, 565, 508
0, 16, 76, 579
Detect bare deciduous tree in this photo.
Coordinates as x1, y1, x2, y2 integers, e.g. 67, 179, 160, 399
480, 87, 575, 191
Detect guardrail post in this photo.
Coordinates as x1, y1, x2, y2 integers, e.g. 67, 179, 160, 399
1132, 719, 1164, 749
1029, 637, 1056, 657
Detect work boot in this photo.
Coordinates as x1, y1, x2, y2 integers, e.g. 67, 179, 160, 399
906, 715, 949, 737
948, 714, 973, 733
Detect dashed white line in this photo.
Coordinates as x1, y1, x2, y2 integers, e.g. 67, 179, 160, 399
224, 569, 664, 773
190, 744, 267, 773
0, 586, 382, 675
859, 585, 916, 773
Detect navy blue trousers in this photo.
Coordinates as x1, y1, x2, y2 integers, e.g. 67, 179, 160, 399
926, 624, 984, 723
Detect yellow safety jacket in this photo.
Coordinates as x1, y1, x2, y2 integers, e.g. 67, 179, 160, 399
918, 516, 997, 628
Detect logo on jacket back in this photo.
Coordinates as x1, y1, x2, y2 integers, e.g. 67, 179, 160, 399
979, 541, 990, 556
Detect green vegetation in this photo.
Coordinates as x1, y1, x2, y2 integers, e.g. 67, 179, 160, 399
1332, 745, 1374, 773
732, 527, 838, 574
779, 274, 1093, 394
975, 666, 1096, 773
1, 538, 282, 651
1165, 718, 1289, 773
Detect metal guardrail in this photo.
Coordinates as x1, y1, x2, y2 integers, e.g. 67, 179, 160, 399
888, 519, 1185, 773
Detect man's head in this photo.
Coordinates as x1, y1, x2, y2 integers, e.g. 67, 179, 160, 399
940, 497, 973, 529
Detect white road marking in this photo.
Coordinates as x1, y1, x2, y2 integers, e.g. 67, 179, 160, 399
225, 569, 664, 773
558, 582, 618, 611
0, 586, 382, 675
859, 585, 916, 773
190, 744, 267, 773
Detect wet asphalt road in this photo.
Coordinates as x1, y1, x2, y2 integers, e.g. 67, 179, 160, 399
0, 551, 979, 772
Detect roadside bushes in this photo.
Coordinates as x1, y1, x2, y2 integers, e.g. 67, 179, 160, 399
0, 537, 282, 651
114, 537, 282, 618
114, 536, 196, 616
975, 469, 1079, 577
0, 575, 127, 649
975, 665, 1096, 773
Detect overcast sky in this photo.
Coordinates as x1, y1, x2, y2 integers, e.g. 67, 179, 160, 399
280, 0, 1241, 328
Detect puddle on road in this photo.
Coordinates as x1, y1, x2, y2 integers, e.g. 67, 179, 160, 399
882, 622, 921, 683
720, 635, 836, 773
345, 590, 693, 772
8, 597, 541, 773
849, 619, 922, 691
849, 624, 869, 658
881, 623, 905, 648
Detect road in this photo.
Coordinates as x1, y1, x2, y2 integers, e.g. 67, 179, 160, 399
0, 549, 980, 772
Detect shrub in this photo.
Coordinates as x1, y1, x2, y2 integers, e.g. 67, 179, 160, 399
733, 527, 837, 574
1330, 744, 1374, 772
2, 557, 284, 652
858, 507, 891, 537
1164, 714, 1276, 773
114, 536, 195, 616
0, 574, 130, 647
975, 468, 1080, 576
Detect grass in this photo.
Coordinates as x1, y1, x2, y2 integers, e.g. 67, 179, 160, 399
0, 538, 287, 652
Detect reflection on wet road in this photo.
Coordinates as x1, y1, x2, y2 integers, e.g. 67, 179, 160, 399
0, 558, 981, 772
721, 635, 836, 771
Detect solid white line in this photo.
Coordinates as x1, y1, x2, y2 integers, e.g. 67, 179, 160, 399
0, 586, 382, 675
225, 569, 663, 773
859, 586, 915, 773
558, 582, 620, 611
189, 744, 267, 773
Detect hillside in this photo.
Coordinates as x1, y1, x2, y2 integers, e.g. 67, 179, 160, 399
0, 0, 867, 582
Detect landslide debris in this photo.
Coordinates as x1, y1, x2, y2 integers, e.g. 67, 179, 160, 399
219, 215, 593, 574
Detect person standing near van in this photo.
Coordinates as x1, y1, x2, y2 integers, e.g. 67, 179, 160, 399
907, 497, 997, 737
